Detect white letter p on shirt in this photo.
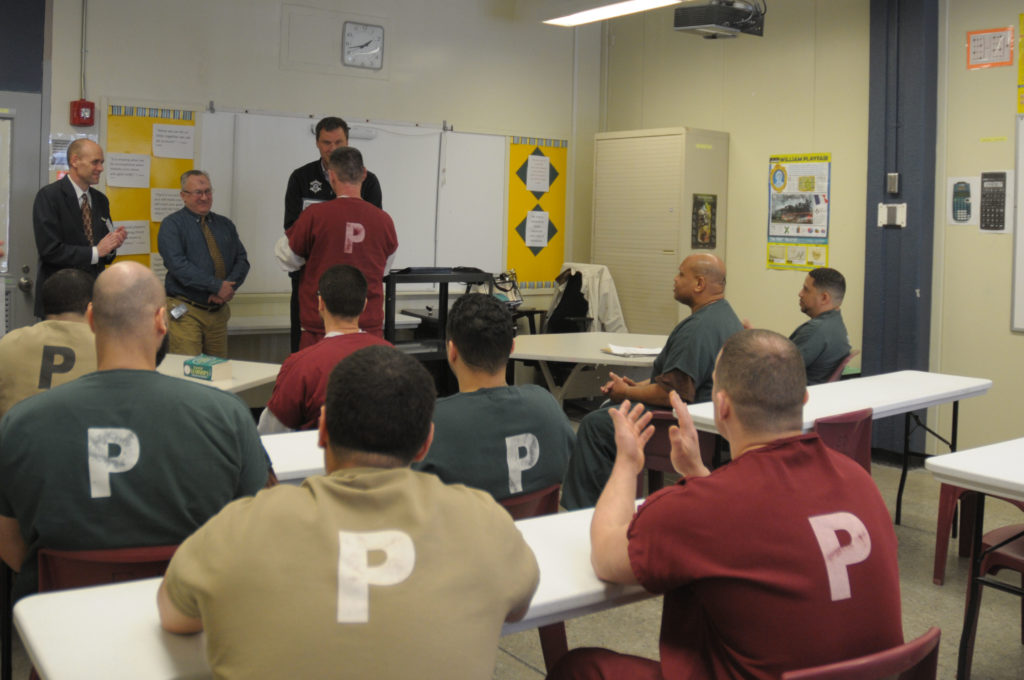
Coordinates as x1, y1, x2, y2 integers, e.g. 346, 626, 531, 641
808, 511, 871, 601
337, 530, 415, 623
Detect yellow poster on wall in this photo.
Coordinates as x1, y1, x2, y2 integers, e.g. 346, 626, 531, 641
105, 105, 195, 269
507, 137, 567, 288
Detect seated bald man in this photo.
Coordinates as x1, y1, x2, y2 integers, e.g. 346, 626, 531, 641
0, 262, 271, 600
550, 330, 902, 679
561, 253, 743, 509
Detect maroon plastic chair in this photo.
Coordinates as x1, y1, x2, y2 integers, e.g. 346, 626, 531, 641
37, 545, 179, 592
781, 627, 940, 679
932, 489, 1024, 585
826, 350, 860, 383
960, 524, 1024, 678
498, 484, 567, 671
640, 409, 719, 496
813, 408, 873, 473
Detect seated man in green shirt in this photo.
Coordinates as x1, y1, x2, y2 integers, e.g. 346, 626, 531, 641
413, 293, 575, 500
790, 267, 851, 385
562, 254, 743, 510
0, 262, 271, 600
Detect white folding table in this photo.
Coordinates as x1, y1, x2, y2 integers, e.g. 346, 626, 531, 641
926, 441, 1024, 679
157, 354, 281, 407
13, 507, 651, 679
687, 370, 991, 524
510, 332, 666, 405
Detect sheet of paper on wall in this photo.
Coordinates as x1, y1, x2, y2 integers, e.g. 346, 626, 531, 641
114, 220, 150, 255
977, 169, 1013, 234
946, 176, 979, 226
526, 154, 551, 193
602, 344, 663, 357
106, 153, 151, 188
525, 210, 549, 248
151, 188, 183, 222
152, 124, 195, 159
150, 251, 168, 281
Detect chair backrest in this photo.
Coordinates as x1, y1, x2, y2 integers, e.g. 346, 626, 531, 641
827, 349, 861, 383
499, 484, 561, 521
781, 627, 940, 680
645, 409, 718, 471
814, 407, 873, 473
37, 545, 179, 593
544, 271, 589, 333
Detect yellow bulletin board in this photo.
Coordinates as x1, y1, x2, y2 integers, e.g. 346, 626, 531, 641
507, 137, 567, 288
105, 105, 196, 268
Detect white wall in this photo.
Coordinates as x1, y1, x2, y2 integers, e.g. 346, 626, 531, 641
600, 0, 870, 365
47, 0, 600, 257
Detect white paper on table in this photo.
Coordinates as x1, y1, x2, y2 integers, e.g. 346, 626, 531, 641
151, 189, 182, 222
525, 210, 549, 248
602, 344, 663, 357
152, 124, 195, 159
115, 220, 150, 255
106, 153, 151, 188
526, 154, 551, 193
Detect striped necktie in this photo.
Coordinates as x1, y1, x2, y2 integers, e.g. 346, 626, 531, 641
80, 194, 94, 244
201, 215, 226, 280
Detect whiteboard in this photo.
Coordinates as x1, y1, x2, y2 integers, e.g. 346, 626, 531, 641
436, 131, 507, 270
197, 111, 505, 294
1015, 114, 1024, 330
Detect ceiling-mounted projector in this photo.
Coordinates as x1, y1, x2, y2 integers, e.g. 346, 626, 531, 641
674, 0, 765, 39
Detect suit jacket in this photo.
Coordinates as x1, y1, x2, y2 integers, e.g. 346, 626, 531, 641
32, 176, 116, 317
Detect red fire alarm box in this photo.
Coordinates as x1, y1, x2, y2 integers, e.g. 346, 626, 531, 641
70, 99, 95, 127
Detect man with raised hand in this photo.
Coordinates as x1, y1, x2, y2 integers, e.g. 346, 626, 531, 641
550, 330, 901, 679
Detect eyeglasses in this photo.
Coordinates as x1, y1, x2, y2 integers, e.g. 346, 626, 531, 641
182, 189, 213, 197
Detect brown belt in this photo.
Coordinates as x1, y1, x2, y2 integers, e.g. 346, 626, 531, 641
176, 296, 222, 312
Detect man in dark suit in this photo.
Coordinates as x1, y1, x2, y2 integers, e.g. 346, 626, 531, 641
32, 138, 126, 317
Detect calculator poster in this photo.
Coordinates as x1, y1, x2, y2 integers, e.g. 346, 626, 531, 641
946, 173, 1012, 233
766, 153, 831, 271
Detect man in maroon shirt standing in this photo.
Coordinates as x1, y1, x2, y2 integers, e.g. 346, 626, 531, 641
276, 147, 397, 348
550, 329, 902, 680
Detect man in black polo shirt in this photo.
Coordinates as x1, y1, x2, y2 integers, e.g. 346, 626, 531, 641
283, 116, 384, 352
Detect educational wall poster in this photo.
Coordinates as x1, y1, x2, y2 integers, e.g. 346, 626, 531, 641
106, 105, 196, 269
1018, 15, 1024, 113
507, 137, 567, 287
766, 153, 831, 271
691, 194, 717, 249
966, 26, 1013, 70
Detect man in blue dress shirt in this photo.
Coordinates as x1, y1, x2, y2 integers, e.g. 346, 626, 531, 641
158, 170, 249, 358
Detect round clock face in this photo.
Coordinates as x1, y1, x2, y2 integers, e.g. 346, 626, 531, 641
343, 21, 384, 70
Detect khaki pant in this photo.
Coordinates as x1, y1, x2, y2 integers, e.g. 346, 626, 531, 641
167, 297, 231, 358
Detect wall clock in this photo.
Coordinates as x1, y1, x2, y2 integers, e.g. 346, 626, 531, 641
343, 21, 384, 70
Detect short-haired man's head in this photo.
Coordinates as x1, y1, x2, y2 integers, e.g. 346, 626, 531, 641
66, 138, 93, 162
318, 265, 367, 318
808, 267, 845, 304
446, 294, 514, 374
324, 346, 436, 463
315, 116, 350, 141
328, 146, 365, 184
41, 269, 94, 317
713, 329, 806, 433
91, 262, 166, 336
179, 169, 211, 191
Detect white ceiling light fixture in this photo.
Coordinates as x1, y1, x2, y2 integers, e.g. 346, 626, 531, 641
544, 0, 682, 27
